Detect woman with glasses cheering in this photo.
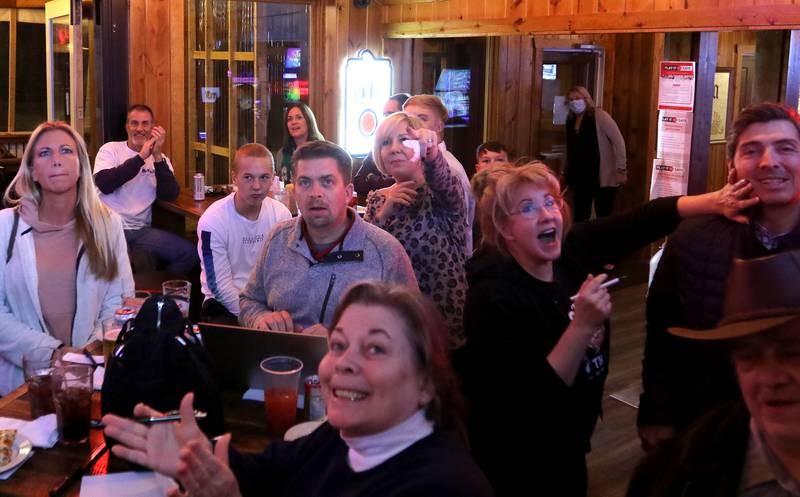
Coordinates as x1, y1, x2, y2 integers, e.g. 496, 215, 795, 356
457, 162, 758, 497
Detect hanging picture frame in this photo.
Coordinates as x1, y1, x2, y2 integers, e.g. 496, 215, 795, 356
711, 68, 735, 143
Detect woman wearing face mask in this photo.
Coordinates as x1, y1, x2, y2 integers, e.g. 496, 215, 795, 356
102, 281, 494, 497
564, 86, 627, 222
364, 112, 469, 348
275, 103, 324, 184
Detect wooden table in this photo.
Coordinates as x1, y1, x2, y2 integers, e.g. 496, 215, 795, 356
153, 188, 224, 237
0, 380, 271, 496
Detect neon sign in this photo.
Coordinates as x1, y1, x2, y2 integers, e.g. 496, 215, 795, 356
342, 49, 392, 157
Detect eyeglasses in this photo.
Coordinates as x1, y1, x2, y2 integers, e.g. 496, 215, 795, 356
508, 196, 562, 218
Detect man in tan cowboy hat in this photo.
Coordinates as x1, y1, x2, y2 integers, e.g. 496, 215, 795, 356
628, 250, 800, 497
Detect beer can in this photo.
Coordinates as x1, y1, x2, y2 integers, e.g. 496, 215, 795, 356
193, 173, 206, 201
303, 375, 325, 421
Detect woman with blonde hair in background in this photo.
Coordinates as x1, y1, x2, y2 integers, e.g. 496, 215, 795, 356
0, 121, 134, 394
364, 112, 468, 347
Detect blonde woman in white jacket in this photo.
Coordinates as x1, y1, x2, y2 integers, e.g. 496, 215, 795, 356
0, 121, 134, 395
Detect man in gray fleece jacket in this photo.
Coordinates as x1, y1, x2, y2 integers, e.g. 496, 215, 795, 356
239, 141, 418, 333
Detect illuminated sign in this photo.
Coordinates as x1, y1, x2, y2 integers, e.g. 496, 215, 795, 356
342, 49, 392, 157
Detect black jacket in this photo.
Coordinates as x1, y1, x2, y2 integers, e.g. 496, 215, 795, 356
229, 422, 494, 497
639, 215, 800, 430
459, 196, 682, 497
627, 402, 750, 497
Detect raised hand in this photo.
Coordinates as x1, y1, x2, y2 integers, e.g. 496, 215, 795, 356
571, 274, 612, 333
713, 178, 759, 224
405, 126, 440, 163
376, 181, 417, 222
150, 125, 167, 161
102, 393, 210, 478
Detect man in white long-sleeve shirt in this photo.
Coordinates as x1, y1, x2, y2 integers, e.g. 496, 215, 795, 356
197, 143, 291, 323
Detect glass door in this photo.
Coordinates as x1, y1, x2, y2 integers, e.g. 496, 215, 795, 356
45, 0, 83, 134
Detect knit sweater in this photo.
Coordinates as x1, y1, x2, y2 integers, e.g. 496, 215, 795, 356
238, 210, 418, 330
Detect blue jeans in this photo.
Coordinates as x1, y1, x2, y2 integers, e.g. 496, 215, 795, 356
124, 227, 198, 275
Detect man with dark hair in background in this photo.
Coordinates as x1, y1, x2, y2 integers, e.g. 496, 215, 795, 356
639, 102, 800, 451
94, 104, 198, 274
353, 93, 411, 199
239, 141, 417, 335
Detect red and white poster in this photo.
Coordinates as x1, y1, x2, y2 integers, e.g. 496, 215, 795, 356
658, 62, 696, 112
656, 110, 693, 162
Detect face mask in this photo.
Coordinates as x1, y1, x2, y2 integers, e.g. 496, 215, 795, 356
569, 99, 586, 114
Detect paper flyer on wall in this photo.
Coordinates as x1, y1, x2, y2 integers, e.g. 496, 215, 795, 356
658, 61, 696, 111
656, 110, 693, 162
650, 158, 689, 199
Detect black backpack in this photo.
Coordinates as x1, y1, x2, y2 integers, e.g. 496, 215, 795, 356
101, 295, 225, 437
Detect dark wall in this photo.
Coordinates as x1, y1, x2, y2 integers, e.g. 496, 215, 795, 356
99, 0, 129, 141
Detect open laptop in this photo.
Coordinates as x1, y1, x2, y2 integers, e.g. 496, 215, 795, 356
199, 323, 329, 392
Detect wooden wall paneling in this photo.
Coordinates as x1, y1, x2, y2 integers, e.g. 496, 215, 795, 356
348, 4, 369, 53
319, 0, 347, 142
366, 3, 384, 56
531, 38, 544, 157
383, 6, 800, 37
629, 0, 656, 10
578, 0, 598, 13
785, 30, 800, 109
383, 38, 413, 92
484, 0, 505, 18
599, 0, 626, 13
170, 0, 185, 183
414, 0, 432, 22
509, 0, 526, 18
529, 0, 550, 16
386, 3, 403, 23
688, 31, 718, 195
504, 37, 522, 156
411, 38, 424, 94
550, 0, 574, 16
129, 0, 146, 105
401, 1, 414, 21
518, 36, 534, 158
483, 37, 499, 142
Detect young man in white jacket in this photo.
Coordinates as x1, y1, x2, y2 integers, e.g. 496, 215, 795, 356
197, 144, 291, 324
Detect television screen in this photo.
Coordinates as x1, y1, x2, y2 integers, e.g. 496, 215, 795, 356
285, 48, 302, 69
434, 69, 471, 128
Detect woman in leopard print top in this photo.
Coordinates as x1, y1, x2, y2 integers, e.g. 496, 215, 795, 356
364, 112, 468, 347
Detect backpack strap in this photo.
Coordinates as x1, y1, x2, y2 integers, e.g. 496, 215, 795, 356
6, 207, 20, 264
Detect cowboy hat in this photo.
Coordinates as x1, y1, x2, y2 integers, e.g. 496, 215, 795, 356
669, 250, 800, 340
